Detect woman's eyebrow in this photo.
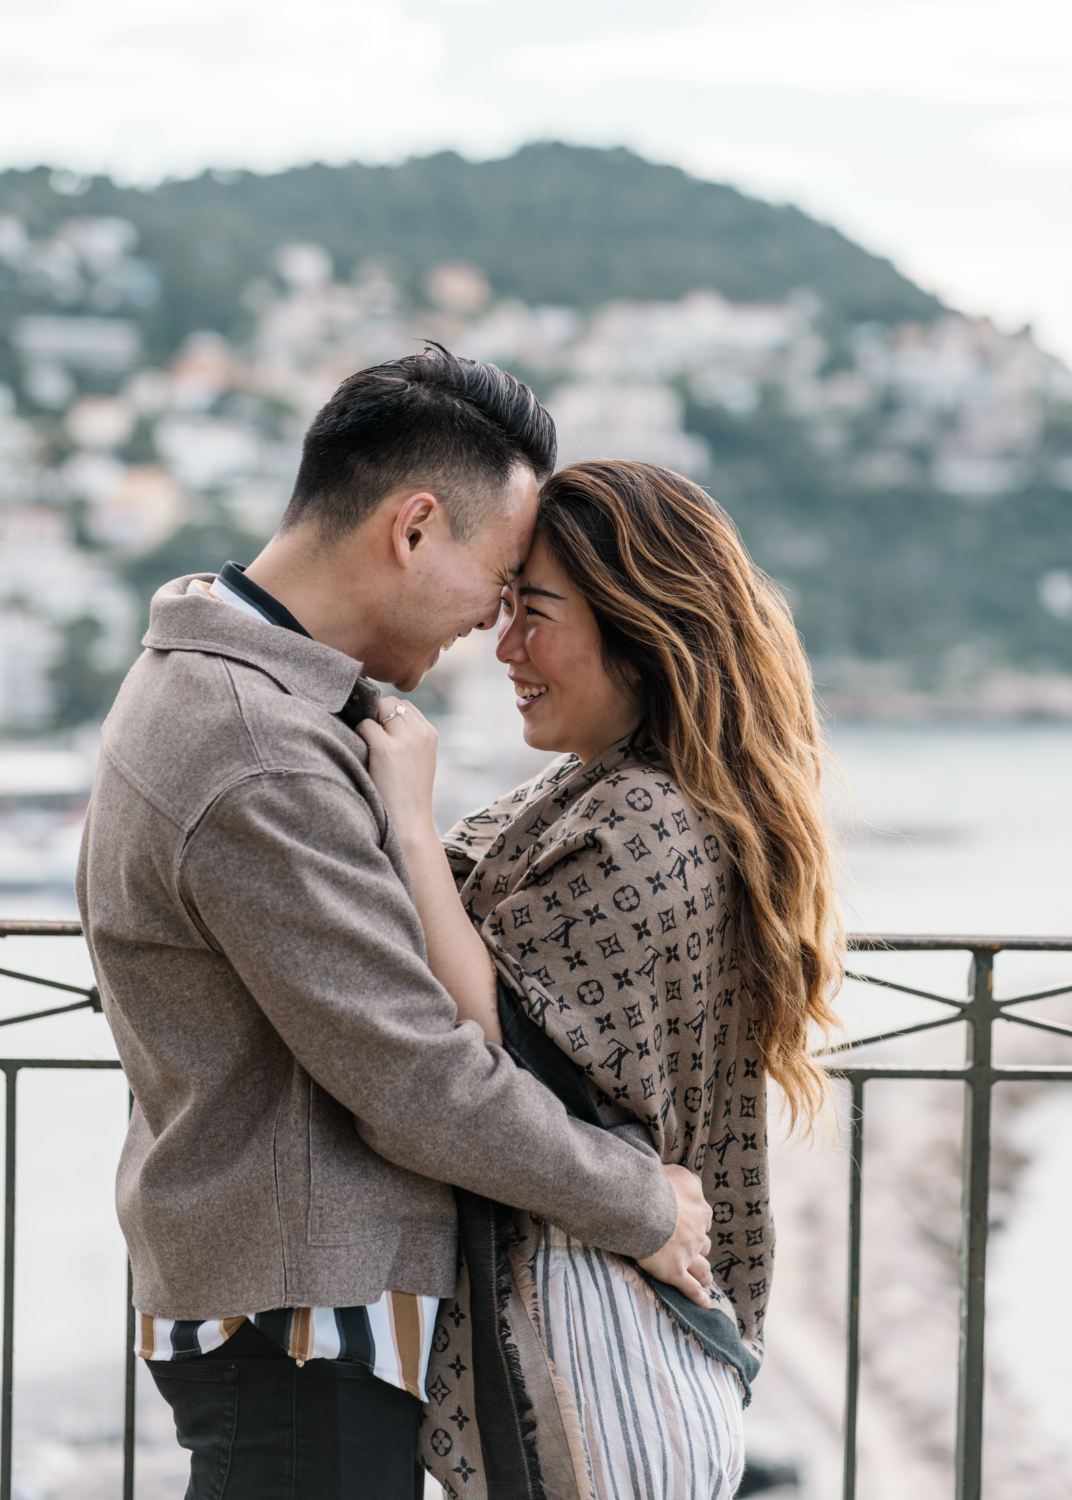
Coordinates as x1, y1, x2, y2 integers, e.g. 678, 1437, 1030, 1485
518, 586, 566, 600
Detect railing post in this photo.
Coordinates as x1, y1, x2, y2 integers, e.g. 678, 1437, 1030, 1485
124, 1259, 136, 1500
955, 949, 995, 1500
842, 1075, 865, 1500
0, 1066, 16, 1500
124, 1083, 136, 1500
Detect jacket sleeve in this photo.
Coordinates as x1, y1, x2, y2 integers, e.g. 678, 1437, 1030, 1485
178, 768, 677, 1260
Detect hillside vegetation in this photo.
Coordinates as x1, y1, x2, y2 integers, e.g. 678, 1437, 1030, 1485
0, 143, 940, 359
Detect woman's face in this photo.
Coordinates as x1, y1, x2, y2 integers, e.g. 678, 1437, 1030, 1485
496, 531, 642, 764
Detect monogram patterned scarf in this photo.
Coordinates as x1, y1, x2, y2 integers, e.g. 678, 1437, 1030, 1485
419, 737, 771, 1499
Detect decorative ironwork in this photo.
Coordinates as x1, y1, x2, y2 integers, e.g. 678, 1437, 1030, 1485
0, 921, 1070, 1498
830, 936, 1072, 1500
0, 922, 130, 1500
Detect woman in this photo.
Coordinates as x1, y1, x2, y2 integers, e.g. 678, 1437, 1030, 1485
359, 460, 842, 1500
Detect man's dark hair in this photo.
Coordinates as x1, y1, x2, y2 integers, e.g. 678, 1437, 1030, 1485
281, 344, 556, 541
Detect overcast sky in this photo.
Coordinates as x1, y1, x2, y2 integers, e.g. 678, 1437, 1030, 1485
4, 0, 1072, 358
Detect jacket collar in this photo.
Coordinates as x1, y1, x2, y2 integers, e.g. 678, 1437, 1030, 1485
143, 575, 381, 723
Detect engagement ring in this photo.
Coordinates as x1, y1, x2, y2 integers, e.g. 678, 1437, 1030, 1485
380, 704, 409, 726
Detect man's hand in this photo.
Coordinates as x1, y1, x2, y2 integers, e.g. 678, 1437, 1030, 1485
637, 1164, 714, 1309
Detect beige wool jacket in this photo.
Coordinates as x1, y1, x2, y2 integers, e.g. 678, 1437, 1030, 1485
76, 577, 676, 1321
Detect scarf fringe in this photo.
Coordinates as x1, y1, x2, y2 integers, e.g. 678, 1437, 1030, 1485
492, 1210, 547, 1500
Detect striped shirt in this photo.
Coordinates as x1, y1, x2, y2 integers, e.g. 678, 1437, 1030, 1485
134, 564, 439, 1400
137, 1294, 437, 1399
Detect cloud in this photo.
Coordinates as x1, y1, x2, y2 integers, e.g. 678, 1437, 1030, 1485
0, 0, 446, 179
980, 108, 1072, 164
2, 0, 1072, 361
503, 0, 1072, 111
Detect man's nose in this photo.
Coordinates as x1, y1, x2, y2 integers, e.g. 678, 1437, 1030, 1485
473, 595, 504, 631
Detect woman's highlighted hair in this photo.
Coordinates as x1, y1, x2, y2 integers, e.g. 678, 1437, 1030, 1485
537, 460, 843, 1126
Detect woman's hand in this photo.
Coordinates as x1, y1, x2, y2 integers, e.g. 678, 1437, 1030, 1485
637, 1164, 714, 1309
357, 697, 502, 1044
356, 697, 439, 843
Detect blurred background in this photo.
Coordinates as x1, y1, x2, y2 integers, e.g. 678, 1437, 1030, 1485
1, 1, 1071, 1495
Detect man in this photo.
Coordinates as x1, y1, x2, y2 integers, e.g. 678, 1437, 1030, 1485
78, 347, 713, 1499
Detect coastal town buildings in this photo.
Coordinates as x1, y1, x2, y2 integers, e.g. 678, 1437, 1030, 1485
2, 214, 1072, 732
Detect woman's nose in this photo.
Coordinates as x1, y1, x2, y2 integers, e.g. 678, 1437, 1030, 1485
496, 613, 524, 663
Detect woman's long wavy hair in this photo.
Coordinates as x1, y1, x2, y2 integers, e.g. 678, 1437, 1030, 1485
537, 460, 843, 1126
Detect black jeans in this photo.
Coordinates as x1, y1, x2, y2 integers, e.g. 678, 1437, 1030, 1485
148, 1318, 425, 1500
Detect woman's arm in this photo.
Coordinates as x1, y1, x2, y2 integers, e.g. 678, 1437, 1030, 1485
357, 699, 502, 1045
360, 706, 714, 1303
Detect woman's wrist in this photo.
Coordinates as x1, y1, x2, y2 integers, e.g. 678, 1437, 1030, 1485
390, 809, 440, 853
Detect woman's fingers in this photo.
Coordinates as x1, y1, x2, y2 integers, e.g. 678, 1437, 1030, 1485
672, 1255, 714, 1309
354, 697, 440, 840
688, 1254, 713, 1288
683, 1274, 715, 1309
657, 1261, 714, 1310
637, 1164, 717, 1308
636, 1245, 715, 1305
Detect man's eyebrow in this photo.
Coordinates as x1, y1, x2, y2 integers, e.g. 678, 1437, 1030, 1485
519, 586, 567, 601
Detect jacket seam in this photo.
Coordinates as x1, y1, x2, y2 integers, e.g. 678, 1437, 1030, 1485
270, 1089, 289, 1306
100, 737, 187, 831
174, 768, 384, 949
220, 659, 265, 771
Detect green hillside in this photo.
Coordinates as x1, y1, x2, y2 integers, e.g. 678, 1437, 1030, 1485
0, 143, 941, 360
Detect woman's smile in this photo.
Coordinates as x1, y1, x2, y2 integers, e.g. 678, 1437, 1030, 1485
510, 675, 549, 712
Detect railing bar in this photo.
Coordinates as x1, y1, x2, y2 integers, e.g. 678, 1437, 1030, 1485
842, 1077, 864, 1500
848, 936, 1072, 952
843, 971, 968, 1009
5, 926, 1072, 950
997, 983, 1072, 1007
989, 1067, 1072, 1081
999, 1013, 1072, 1041
0, 1001, 95, 1030
955, 953, 992, 1500
124, 1262, 135, 1500
0, 923, 83, 938
0, 1060, 122, 1070
817, 1014, 961, 1057
826, 1064, 1072, 1081
825, 1066, 970, 1080
123, 1085, 136, 1500
0, 1068, 16, 1500
0, 967, 96, 999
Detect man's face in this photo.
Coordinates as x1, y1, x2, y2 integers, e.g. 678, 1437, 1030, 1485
364, 463, 539, 690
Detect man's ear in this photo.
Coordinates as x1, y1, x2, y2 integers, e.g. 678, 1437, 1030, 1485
389, 492, 440, 568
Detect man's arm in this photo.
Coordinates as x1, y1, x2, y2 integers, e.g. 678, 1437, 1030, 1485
179, 769, 680, 1260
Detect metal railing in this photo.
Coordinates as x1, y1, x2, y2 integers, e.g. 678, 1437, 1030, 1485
826, 935, 1072, 1500
0, 922, 1069, 1499
0, 920, 131, 1500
